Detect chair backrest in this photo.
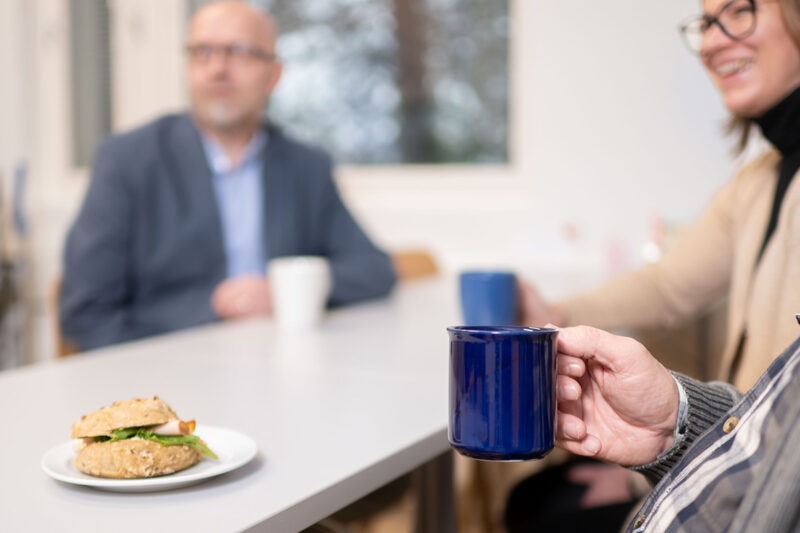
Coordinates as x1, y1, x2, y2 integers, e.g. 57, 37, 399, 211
391, 249, 439, 280
50, 278, 79, 357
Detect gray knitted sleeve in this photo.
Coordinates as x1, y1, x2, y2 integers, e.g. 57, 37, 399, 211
629, 372, 741, 484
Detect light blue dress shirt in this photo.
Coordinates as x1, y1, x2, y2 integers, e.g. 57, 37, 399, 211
201, 131, 267, 277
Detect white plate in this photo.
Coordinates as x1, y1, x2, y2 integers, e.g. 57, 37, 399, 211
41, 425, 257, 492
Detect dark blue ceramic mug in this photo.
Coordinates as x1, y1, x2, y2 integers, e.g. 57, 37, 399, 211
448, 326, 558, 461
459, 271, 518, 326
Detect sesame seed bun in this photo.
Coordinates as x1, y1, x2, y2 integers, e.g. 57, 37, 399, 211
74, 439, 201, 479
71, 396, 178, 438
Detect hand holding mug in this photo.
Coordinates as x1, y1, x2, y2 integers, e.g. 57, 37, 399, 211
211, 275, 273, 319
555, 326, 679, 466
518, 279, 567, 326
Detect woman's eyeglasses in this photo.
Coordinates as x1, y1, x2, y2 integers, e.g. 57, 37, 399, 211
679, 0, 757, 53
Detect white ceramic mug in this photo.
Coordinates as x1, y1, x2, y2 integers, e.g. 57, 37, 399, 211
268, 256, 331, 329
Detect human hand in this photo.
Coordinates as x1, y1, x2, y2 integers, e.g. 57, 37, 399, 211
555, 326, 678, 466
211, 275, 272, 319
518, 279, 566, 326
565, 462, 634, 508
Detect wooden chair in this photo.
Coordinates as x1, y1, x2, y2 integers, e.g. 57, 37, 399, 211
50, 278, 79, 357
391, 249, 439, 280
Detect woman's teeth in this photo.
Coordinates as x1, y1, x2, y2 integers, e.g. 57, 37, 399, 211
715, 59, 752, 76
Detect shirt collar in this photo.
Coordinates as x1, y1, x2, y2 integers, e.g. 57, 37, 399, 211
201, 129, 268, 174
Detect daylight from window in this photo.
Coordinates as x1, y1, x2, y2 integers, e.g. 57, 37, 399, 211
192, 0, 509, 165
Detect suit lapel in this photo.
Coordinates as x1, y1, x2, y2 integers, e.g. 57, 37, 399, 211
168, 114, 226, 266
263, 127, 296, 260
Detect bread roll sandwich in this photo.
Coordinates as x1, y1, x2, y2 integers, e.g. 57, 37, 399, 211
71, 396, 217, 479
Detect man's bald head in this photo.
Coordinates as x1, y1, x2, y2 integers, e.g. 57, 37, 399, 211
188, 0, 279, 51
185, 0, 283, 139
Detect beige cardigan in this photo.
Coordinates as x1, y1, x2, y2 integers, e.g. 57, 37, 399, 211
562, 150, 800, 389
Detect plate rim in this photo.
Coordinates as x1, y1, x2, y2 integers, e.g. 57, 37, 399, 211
41, 425, 258, 490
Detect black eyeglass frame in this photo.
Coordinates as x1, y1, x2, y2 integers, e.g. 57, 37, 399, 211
678, 0, 757, 53
185, 43, 276, 64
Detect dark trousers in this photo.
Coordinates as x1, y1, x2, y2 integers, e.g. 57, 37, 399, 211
504, 457, 639, 533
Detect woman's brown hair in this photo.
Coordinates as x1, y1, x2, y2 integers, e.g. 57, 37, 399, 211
728, 0, 800, 153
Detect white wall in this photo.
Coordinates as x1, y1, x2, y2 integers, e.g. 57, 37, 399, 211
8, 0, 741, 359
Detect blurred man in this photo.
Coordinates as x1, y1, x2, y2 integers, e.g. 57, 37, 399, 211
60, 0, 396, 351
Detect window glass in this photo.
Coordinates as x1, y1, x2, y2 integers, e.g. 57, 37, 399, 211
189, 0, 509, 165
69, 0, 113, 168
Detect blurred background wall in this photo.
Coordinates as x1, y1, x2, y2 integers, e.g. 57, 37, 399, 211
0, 0, 739, 363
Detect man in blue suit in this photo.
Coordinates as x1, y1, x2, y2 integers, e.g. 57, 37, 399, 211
60, 0, 396, 351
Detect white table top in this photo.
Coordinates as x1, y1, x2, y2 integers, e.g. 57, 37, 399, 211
0, 277, 459, 532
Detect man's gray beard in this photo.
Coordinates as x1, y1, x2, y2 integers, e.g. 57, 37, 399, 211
205, 102, 242, 130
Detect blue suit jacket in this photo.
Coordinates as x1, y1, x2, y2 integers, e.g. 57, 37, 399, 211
60, 114, 396, 350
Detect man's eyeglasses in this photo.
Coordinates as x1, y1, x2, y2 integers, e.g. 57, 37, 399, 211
186, 43, 276, 65
679, 0, 756, 53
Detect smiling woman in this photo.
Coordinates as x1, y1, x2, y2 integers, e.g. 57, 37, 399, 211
509, 1, 800, 530
696, 0, 800, 117
188, 0, 510, 164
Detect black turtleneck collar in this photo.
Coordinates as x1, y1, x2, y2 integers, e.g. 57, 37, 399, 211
755, 84, 800, 156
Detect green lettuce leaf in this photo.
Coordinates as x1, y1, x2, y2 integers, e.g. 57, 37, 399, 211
93, 427, 218, 459
136, 429, 218, 459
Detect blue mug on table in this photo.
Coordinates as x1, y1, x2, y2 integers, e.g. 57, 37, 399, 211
447, 326, 558, 461
459, 271, 518, 326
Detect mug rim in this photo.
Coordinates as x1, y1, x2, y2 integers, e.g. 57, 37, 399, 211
459, 270, 516, 278
268, 255, 328, 265
447, 325, 558, 335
